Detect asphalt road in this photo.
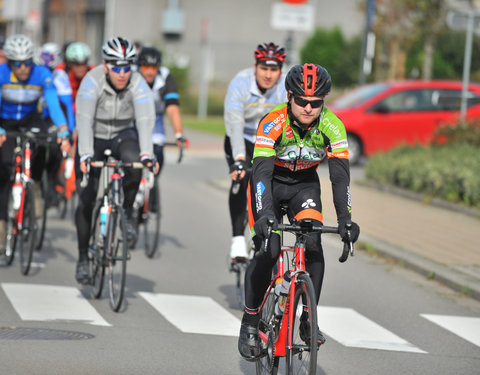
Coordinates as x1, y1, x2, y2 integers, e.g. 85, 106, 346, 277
0, 148, 479, 375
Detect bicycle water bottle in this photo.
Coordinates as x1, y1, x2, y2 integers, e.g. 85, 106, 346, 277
134, 179, 145, 209
64, 157, 74, 179
100, 200, 110, 236
275, 271, 291, 315
12, 178, 22, 211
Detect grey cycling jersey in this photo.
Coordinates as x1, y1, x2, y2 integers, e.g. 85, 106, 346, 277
224, 67, 287, 159
76, 65, 155, 158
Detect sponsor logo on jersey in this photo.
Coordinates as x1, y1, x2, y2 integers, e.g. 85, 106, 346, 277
331, 139, 348, 150
256, 136, 275, 147
285, 124, 294, 139
322, 117, 341, 137
263, 122, 276, 134
255, 182, 265, 212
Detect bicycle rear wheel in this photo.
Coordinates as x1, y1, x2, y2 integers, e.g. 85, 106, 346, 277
89, 200, 105, 299
144, 183, 160, 258
106, 205, 128, 312
35, 172, 48, 251
256, 289, 280, 375
19, 181, 36, 275
285, 273, 318, 375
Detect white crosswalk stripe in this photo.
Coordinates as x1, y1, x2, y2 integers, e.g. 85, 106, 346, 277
2, 283, 479, 353
1, 283, 111, 327
139, 292, 241, 336
421, 314, 480, 347
318, 306, 427, 353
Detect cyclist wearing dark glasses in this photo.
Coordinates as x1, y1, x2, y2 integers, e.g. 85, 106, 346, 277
74, 37, 156, 284
238, 63, 361, 360
0, 34, 69, 256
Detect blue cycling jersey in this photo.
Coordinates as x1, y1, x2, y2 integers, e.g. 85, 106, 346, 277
0, 63, 67, 127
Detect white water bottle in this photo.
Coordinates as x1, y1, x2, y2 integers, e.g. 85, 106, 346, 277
12, 182, 22, 210
100, 203, 109, 236
275, 271, 291, 315
64, 157, 74, 179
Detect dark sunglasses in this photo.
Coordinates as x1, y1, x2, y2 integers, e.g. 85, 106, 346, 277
107, 63, 131, 74
293, 96, 324, 108
11, 59, 33, 68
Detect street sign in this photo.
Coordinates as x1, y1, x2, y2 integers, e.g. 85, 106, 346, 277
446, 10, 480, 31
271, 2, 315, 32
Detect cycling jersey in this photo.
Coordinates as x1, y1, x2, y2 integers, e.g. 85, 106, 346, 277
41, 69, 75, 132
251, 103, 352, 224
0, 63, 67, 127
76, 65, 155, 158
149, 66, 180, 145
224, 67, 287, 160
55, 62, 95, 113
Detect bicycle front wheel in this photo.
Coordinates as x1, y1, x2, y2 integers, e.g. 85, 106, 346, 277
144, 183, 160, 258
285, 273, 318, 375
19, 181, 36, 275
89, 200, 105, 299
35, 172, 49, 251
106, 205, 128, 312
5, 189, 18, 266
256, 288, 280, 375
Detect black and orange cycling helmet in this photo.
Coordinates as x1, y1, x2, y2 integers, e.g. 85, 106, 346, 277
254, 42, 286, 67
285, 63, 331, 97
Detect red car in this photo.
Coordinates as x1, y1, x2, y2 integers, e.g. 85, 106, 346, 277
328, 80, 480, 164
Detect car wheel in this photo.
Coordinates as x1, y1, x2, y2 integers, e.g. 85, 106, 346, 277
347, 133, 363, 165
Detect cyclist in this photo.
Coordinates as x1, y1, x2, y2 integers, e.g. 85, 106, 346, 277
224, 42, 287, 262
74, 36, 156, 284
0, 127, 5, 146
56, 42, 94, 112
136, 46, 185, 175
0, 40, 6, 64
0, 34, 69, 255
237, 63, 360, 360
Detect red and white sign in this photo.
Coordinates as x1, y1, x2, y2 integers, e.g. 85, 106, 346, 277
271, 1, 315, 32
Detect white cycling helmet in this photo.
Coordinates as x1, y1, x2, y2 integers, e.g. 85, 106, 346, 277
4, 34, 35, 61
65, 42, 91, 64
102, 37, 136, 65
38, 42, 61, 69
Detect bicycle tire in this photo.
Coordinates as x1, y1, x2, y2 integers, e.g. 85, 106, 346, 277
144, 182, 160, 258
107, 205, 128, 312
285, 273, 318, 375
89, 200, 105, 299
35, 172, 49, 251
19, 181, 36, 275
5, 188, 18, 266
256, 290, 280, 375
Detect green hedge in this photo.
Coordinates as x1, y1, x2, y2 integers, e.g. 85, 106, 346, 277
364, 143, 480, 209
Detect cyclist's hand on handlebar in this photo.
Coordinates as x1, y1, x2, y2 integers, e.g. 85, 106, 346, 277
229, 160, 248, 181
254, 214, 278, 239
338, 219, 360, 243
175, 133, 187, 147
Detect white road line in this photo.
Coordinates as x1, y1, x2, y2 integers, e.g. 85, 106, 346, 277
421, 314, 480, 347
318, 306, 427, 353
139, 292, 241, 336
1, 283, 111, 327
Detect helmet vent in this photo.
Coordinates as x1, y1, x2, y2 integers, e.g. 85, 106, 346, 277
303, 63, 317, 96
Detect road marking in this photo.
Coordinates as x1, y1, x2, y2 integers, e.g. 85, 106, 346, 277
139, 292, 241, 336
318, 306, 427, 353
1, 283, 111, 327
421, 314, 480, 347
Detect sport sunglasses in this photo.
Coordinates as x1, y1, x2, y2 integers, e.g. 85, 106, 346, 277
11, 59, 33, 68
293, 96, 324, 108
107, 63, 131, 74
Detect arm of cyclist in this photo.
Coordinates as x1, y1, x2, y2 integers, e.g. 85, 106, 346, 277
0, 127, 5, 147
134, 74, 156, 161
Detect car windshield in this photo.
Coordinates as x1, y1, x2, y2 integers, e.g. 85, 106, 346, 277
331, 83, 389, 109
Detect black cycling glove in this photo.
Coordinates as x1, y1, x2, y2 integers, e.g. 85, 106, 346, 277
229, 160, 248, 174
338, 219, 360, 243
254, 214, 278, 239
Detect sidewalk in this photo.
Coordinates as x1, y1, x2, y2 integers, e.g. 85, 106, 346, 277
180, 128, 480, 301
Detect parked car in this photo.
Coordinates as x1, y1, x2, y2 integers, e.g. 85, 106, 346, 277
328, 80, 480, 164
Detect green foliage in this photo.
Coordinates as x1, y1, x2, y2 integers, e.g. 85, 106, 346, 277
433, 119, 480, 147
300, 27, 361, 87
183, 115, 225, 136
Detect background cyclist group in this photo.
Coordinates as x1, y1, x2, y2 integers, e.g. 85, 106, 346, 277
0, 34, 185, 284
0, 33, 360, 361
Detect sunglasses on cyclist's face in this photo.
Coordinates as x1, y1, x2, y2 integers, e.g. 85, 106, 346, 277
107, 63, 131, 74
11, 59, 34, 68
293, 96, 324, 108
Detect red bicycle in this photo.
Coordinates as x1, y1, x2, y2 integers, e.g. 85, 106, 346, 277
5, 128, 46, 275
256, 218, 353, 375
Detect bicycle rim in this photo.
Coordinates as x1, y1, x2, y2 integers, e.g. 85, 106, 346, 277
285, 274, 318, 375
89, 201, 105, 299
144, 185, 160, 258
256, 290, 280, 375
5, 191, 18, 266
19, 182, 36, 275
107, 206, 128, 312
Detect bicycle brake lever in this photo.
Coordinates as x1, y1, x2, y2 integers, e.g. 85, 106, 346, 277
263, 219, 275, 253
